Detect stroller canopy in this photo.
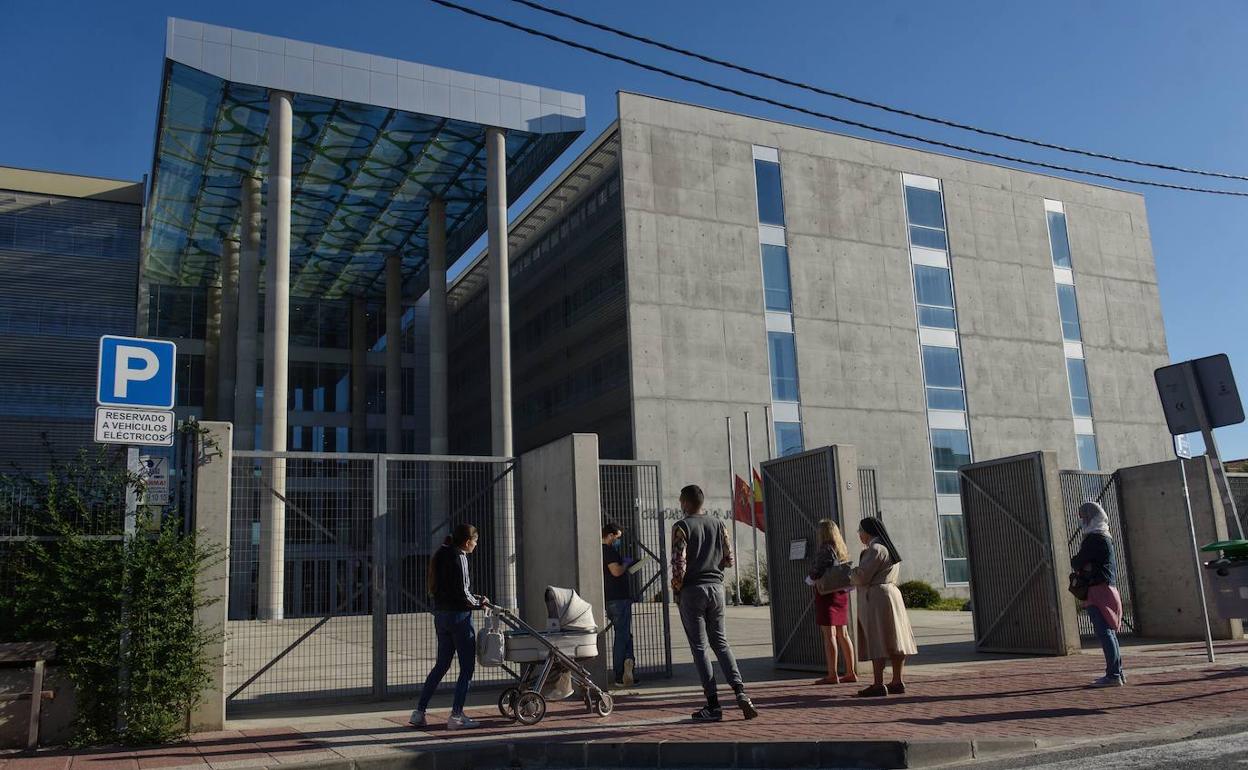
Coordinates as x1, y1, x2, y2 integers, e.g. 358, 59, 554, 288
545, 587, 598, 632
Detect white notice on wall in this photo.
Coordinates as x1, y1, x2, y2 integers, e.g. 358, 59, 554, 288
789, 539, 807, 561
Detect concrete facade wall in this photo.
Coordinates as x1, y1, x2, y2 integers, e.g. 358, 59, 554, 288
616, 92, 1173, 588
517, 433, 609, 686
1118, 457, 1243, 641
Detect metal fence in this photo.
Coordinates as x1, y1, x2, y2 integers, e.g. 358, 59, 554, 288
858, 467, 880, 520
1058, 470, 1137, 638
225, 451, 519, 709
1231, 474, 1247, 532
598, 460, 672, 680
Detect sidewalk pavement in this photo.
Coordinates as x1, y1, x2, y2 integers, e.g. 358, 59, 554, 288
4, 635, 1246, 770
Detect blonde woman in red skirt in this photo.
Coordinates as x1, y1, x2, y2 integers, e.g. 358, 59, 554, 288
805, 519, 857, 685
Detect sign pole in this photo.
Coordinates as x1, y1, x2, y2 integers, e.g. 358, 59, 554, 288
744, 410, 761, 606
726, 417, 741, 606
1178, 456, 1216, 663
1181, 364, 1245, 539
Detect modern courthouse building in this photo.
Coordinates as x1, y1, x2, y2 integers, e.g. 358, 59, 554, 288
0, 19, 1175, 588
447, 94, 1174, 586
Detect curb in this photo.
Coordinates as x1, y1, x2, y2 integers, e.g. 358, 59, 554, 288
234, 737, 1044, 770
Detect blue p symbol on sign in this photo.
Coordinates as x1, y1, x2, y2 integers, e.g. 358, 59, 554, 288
97, 335, 177, 409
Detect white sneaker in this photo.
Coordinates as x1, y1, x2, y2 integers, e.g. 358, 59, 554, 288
447, 713, 481, 730
1090, 675, 1124, 688
622, 658, 636, 687
408, 709, 426, 727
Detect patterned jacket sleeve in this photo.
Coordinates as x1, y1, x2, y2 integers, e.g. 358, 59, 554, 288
718, 521, 735, 569
808, 543, 836, 580
671, 521, 688, 594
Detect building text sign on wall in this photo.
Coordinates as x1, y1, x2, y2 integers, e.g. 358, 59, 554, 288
95, 335, 177, 447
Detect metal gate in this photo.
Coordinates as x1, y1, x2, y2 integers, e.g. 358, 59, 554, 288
599, 460, 672, 679
1059, 470, 1137, 638
960, 452, 1080, 655
760, 446, 855, 671
225, 451, 518, 709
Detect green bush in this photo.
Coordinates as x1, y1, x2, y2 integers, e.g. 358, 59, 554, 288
726, 567, 769, 605
2, 448, 222, 746
898, 580, 941, 609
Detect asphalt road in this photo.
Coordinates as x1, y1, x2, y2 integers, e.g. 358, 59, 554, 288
962, 724, 1248, 769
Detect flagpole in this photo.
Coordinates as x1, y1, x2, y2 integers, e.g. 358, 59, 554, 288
744, 410, 761, 606
726, 416, 741, 605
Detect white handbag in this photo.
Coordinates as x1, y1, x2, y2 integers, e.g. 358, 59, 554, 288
476, 608, 506, 667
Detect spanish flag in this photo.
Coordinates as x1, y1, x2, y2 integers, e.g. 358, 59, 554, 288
733, 472, 766, 533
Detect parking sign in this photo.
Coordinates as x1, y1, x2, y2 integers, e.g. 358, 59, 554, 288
97, 335, 177, 409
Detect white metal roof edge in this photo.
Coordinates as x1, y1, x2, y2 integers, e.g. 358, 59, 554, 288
164, 17, 586, 135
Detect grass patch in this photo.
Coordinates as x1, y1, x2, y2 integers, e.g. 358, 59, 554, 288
925, 597, 969, 612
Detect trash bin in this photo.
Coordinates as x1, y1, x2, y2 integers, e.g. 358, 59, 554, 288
1201, 540, 1248, 620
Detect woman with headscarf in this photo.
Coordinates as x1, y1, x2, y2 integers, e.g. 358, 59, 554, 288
1072, 501, 1125, 687
849, 518, 918, 697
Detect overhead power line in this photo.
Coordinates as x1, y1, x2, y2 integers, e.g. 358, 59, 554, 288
507, 0, 1248, 184
427, 0, 1248, 198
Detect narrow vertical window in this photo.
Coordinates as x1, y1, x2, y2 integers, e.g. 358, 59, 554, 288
754, 159, 785, 226
761, 244, 792, 312
775, 422, 804, 457
914, 266, 956, 329
921, 345, 967, 411
904, 186, 948, 250
1076, 434, 1100, 471
1047, 211, 1072, 268
1066, 358, 1093, 418
930, 428, 971, 495
1056, 284, 1082, 342
768, 331, 800, 402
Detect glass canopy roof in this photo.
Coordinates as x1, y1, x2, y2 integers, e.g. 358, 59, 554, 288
147, 31, 582, 300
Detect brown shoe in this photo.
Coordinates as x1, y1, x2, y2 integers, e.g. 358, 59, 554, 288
886, 682, 906, 695
813, 676, 839, 685
854, 684, 888, 698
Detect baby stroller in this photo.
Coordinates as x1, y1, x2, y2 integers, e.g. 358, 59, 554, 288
484, 586, 614, 725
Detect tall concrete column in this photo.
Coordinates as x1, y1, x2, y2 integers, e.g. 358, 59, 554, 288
428, 198, 449, 454
385, 252, 403, 454
486, 128, 513, 457
234, 176, 261, 451
485, 127, 517, 611
350, 296, 369, 452
217, 238, 239, 422
258, 90, 292, 621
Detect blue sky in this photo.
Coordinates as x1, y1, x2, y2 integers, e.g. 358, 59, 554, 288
3, 1, 1246, 458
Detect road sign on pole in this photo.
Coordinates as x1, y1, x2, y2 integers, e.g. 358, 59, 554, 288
95, 335, 177, 447
1155, 354, 1244, 539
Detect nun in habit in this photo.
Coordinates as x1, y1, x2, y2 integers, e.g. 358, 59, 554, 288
850, 517, 919, 698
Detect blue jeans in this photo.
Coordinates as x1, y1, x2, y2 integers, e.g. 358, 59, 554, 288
1088, 605, 1123, 680
418, 611, 476, 714
606, 599, 635, 681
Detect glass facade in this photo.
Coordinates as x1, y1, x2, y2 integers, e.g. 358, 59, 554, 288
0, 185, 142, 473
904, 174, 970, 584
